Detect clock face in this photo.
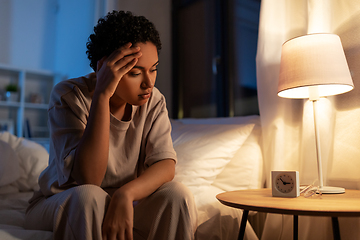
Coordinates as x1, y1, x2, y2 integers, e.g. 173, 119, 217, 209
275, 174, 295, 193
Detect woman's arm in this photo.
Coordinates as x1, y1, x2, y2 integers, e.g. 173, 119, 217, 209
72, 44, 142, 186
71, 93, 112, 186
116, 159, 175, 200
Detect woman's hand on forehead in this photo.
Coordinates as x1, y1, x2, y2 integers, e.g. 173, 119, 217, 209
94, 43, 142, 100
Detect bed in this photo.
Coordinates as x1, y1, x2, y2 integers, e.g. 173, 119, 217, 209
0, 115, 264, 240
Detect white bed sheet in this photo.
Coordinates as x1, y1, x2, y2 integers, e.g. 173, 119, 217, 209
0, 191, 52, 240
192, 185, 258, 240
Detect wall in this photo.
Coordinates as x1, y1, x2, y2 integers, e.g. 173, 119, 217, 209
54, 0, 97, 79
0, 0, 12, 64
0, 0, 57, 70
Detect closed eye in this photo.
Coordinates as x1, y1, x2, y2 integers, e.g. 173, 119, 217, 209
129, 72, 141, 77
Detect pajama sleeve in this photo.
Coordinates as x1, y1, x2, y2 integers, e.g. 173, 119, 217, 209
48, 81, 90, 187
141, 89, 177, 168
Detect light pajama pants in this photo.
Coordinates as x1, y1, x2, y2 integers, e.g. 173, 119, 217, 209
25, 181, 197, 240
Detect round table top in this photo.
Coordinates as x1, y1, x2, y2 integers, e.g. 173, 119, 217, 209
216, 188, 360, 217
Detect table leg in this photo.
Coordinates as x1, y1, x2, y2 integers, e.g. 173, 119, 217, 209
332, 217, 341, 240
238, 209, 249, 240
293, 215, 298, 240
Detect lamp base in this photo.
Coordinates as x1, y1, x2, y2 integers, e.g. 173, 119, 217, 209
319, 186, 345, 194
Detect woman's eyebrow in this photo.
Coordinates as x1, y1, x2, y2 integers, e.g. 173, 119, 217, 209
133, 61, 159, 69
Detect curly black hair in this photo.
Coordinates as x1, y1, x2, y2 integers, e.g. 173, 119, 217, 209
86, 11, 162, 71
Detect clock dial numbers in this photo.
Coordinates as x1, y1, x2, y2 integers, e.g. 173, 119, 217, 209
272, 171, 300, 197
276, 174, 294, 193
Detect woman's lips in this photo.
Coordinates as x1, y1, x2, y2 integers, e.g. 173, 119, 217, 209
139, 92, 151, 99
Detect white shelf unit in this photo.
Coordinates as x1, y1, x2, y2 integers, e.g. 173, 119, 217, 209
0, 64, 63, 145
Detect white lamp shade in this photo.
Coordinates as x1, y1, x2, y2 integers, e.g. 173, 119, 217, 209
278, 33, 354, 99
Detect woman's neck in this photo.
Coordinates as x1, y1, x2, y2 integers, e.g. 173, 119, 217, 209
110, 100, 132, 121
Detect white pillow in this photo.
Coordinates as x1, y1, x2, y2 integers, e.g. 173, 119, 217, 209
172, 123, 255, 187
0, 132, 49, 191
0, 140, 20, 187
13, 138, 49, 191
212, 123, 264, 191
173, 115, 264, 190
177, 115, 259, 125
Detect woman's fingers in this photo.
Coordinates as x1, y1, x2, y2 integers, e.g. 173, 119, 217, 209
96, 56, 107, 72
114, 52, 141, 71
121, 57, 138, 73
106, 43, 141, 66
103, 44, 142, 76
102, 225, 132, 240
106, 42, 132, 61
125, 226, 133, 240
94, 43, 141, 99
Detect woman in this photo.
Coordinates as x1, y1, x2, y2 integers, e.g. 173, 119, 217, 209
25, 10, 197, 240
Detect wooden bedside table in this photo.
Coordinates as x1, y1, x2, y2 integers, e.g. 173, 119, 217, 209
216, 188, 360, 240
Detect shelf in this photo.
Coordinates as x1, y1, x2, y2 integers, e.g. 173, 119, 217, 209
0, 101, 48, 109
0, 101, 21, 108
0, 63, 64, 142
0, 63, 56, 76
24, 102, 49, 109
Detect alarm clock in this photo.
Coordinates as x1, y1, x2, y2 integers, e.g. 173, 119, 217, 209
271, 170, 300, 198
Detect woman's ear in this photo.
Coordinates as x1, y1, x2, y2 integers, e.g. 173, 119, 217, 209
96, 57, 107, 72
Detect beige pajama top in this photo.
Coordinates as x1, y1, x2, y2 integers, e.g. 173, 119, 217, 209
31, 73, 177, 201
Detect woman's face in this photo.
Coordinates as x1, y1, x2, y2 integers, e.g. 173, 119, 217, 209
112, 42, 158, 106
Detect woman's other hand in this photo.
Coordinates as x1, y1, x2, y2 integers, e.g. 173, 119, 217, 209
102, 189, 134, 240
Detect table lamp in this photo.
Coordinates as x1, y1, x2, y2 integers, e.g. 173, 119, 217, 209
278, 33, 354, 194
